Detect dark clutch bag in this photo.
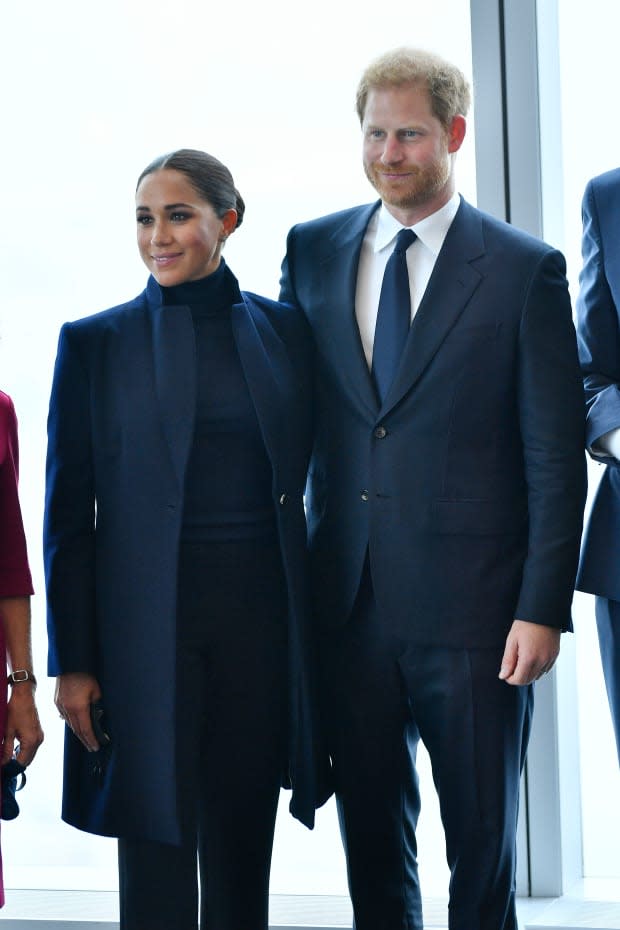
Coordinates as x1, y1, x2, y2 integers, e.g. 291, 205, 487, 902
90, 700, 111, 781
1, 758, 26, 820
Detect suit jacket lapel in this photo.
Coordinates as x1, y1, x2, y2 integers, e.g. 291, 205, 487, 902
148, 283, 196, 491
381, 199, 485, 413
315, 203, 380, 419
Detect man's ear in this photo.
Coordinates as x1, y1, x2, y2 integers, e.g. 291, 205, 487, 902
447, 114, 467, 153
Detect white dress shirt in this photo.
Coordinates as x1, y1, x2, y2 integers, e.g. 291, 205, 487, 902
355, 192, 461, 368
593, 427, 620, 460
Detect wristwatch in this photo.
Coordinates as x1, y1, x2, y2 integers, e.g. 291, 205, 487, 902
7, 670, 37, 687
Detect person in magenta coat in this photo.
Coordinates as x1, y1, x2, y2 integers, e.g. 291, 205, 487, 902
0, 391, 44, 905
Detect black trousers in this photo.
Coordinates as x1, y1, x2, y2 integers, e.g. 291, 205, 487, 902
118, 538, 288, 930
322, 565, 533, 930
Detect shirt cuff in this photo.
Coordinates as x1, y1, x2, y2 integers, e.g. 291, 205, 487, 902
592, 427, 620, 459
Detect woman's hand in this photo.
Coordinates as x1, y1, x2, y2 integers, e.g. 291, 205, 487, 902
3, 685, 44, 766
55, 673, 102, 752
0, 595, 44, 765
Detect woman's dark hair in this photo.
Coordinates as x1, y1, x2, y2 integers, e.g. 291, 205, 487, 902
136, 149, 245, 228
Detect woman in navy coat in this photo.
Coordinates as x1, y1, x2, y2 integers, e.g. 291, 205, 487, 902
44, 149, 329, 930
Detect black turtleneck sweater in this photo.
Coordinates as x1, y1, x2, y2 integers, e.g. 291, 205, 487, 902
162, 262, 276, 542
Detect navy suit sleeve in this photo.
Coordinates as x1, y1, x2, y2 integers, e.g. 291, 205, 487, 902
576, 178, 620, 458
279, 227, 298, 306
44, 324, 98, 676
515, 248, 587, 627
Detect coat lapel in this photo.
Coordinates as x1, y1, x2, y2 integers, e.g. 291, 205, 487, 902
231, 296, 292, 473
148, 281, 197, 491
381, 199, 486, 413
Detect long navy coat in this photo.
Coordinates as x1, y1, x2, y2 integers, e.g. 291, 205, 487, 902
44, 272, 329, 844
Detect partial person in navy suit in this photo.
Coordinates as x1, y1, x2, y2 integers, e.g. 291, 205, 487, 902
279, 48, 586, 930
575, 167, 620, 766
44, 149, 329, 930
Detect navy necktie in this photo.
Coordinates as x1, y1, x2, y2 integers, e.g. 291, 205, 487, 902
371, 227, 417, 402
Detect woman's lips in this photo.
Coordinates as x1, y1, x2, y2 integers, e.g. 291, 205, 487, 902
152, 253, 182, 266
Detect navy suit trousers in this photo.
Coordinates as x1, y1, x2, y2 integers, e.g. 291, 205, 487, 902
322, 563, 533, 930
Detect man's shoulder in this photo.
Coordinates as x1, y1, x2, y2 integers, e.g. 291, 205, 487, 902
583, 168, 620, 228
457, 198, 558, 260
288, 202, 379, 239
587, 166, 620, 196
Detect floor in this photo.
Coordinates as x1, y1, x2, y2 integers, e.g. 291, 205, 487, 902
524, 879, 620, 929
0, 886, 618, 928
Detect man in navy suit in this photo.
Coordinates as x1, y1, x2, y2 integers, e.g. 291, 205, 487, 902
575, 167, 620, 766
280, 48, 586, 930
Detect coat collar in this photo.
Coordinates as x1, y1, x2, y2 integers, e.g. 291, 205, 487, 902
145, 276, 293, 489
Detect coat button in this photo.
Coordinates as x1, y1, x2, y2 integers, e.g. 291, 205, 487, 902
374, 425, 387, 439
361, 490, 369, 501
279, 493, 287, 505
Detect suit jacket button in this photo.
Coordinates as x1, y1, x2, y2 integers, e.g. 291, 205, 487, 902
361, 490, 369, 501
374, 425, 387, 439
279, 493, 287, 505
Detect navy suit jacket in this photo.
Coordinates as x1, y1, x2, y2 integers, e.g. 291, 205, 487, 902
280, 197, 586, 647
44, 272, 328, 843
576, 168, 620, 601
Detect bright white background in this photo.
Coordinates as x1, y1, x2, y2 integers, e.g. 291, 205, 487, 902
0, 0, 474, 897
5, 0, 618, 905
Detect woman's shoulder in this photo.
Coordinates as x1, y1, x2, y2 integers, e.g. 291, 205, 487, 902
0, 392, 17, 460
240, 291, 308, 334
0, 391, 14, 414
240, 290, 285, 312
50, 292, 150, 374
60, 290, 149, 339
239, 292, 313, 385
0, 391, 16, 429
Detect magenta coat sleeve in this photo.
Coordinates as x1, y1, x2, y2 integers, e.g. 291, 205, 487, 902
0, 392, 34, 597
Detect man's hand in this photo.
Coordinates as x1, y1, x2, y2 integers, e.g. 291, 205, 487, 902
498, 619, 561, 686
55, 673, 102, 752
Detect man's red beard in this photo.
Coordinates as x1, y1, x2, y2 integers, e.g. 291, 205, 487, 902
364, 158, 450, 210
